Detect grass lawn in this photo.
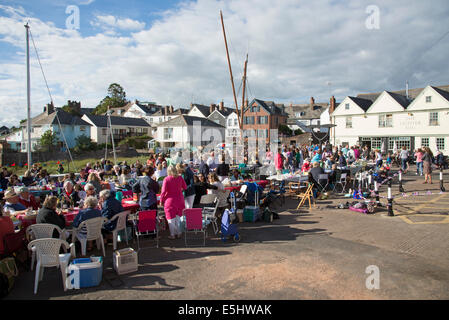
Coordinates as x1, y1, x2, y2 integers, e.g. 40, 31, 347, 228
8, 156, 151, 176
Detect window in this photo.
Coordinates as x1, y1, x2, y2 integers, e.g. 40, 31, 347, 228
345, 103, 350, 110
345, 116, 352, 128
149, 118, 153, 123
429, 112, 439, 126
295, 112, 301, 118
426, 96, 432, 103
258, 116, 268, 124
228, 119, 232, 126
388, 137, 411, 152
102, 128, 107, 135
437, 138, 445, 151
159, 117, 163, 123
234, 119, 238, 126
378, 114, 393, 127
371, 138, 382, 150
164, 128, 173, 140
244, 116, 255, 125
421, 138, 429, 148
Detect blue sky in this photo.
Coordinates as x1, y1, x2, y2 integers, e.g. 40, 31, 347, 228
1, 0, 449, 127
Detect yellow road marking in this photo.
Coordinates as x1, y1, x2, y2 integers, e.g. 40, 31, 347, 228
398, 215, 449, 225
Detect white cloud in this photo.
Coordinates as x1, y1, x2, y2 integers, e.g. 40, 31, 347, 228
0, 0, 449, 128
91, 15, 146, 31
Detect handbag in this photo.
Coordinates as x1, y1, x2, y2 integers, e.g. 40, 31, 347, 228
0, 257, 19, 292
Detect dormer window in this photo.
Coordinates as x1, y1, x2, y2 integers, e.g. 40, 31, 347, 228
426, 96, 432, 103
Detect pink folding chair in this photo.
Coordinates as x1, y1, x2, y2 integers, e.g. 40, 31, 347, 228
183, 208, 206, 247
122, 190, 133, 198
133, 210, 158, 250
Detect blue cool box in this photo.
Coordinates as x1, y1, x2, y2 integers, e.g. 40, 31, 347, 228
68, 257, 103, 289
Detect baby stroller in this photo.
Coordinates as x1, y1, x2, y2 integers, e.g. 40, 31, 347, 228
221, 195, 241, 243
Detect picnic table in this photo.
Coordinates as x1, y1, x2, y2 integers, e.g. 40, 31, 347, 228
224, 180, 270, 192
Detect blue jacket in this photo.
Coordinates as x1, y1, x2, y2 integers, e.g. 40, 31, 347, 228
132, 176, 159, 209
101, 197, 124, 231
72, 208, 102, 229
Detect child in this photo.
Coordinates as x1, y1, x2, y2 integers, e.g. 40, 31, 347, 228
386, 153, 392, 166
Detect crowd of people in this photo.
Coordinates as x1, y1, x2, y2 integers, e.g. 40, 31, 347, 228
0, 144, 447, 253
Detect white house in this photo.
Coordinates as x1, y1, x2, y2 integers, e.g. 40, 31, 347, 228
81, 114, 151, 144
330, 85, 449, 155
156, 115, 226, 149
225, 111, 240, 139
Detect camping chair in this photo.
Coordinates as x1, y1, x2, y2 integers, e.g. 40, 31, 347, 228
108, 210, 131, 251
27, 238, 75, 294
296, 183, 315, 210
317, 174, 329, 192
284, 182, 304, 198
27, 223, 66, 271
200, 195, 219, 234
183, 208, 207, 247
71, 217, 108, 257
133, 210, 158, 251
333, 173, 348, 193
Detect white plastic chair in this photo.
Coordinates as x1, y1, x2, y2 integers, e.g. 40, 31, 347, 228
108, 210, 131, 251
27, 238, 75, 294
200, 195, 219, 234
27, 223, 66, 271
72, 217, 108, 257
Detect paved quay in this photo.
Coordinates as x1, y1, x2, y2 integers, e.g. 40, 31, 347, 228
6, 169, 449, 300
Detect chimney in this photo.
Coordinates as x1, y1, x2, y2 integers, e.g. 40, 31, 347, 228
46, 102, 55, 115
219, 101, 224, 111
210, 104, 215, 113
170, 105, 174, 113
164, 105, 168, 116
244, 99, 249, 108
310, 97, 315, 110
330, 96, 336, 114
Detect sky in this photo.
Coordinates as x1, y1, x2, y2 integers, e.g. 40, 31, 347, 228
1, 0, 449, 127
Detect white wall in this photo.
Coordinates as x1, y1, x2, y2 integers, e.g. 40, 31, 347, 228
331, 86, 449, 154
188, 107, 206, 118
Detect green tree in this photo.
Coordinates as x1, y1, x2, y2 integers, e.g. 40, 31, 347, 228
93, 83, 128, 115
74, 134, 97, 152
61, 104, 81, 117
39, 129, 57, 152
278, 124, 293, 136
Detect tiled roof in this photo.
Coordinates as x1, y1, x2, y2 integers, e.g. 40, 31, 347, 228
348, 97, 373, 112
21, 108, 91, 127
246, 99, 289, 116
83, 114, 151, 127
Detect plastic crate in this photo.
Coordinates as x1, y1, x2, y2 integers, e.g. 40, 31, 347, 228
113, 248, 138, 275
67, 257, 103, 289
243, 206, 260, 222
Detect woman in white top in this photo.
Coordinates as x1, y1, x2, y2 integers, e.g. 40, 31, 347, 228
207, 173, 227, 207
153, 163, 167, 181
118, 168, 132, 186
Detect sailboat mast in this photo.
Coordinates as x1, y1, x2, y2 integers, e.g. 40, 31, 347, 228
220, 10, 241, 129
25, 23, 32, 168
241, 54, 248, 129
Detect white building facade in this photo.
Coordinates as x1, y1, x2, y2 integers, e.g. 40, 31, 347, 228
330, 86, 449, 155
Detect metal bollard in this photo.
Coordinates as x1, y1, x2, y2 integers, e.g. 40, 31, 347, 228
387, 178, 394, 216
399, 170, 405, 193
374, 180, 381, 206
368, 174, 373, 191
440, 167, 445, 192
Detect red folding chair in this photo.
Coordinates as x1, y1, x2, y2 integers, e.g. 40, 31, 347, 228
122, 190, 133, 198
133, 210, 158, 250
183, 208, 206, 247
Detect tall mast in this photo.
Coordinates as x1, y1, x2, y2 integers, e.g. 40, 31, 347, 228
25, 23, 32, 168
220, 10, 241, 129
241, 53, 248, 129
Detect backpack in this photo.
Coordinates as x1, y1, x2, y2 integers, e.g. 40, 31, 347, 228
0, 272, 9, 298
0, 257, 18, 295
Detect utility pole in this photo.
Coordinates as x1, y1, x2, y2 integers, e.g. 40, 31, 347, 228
25, 23, 32, 168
